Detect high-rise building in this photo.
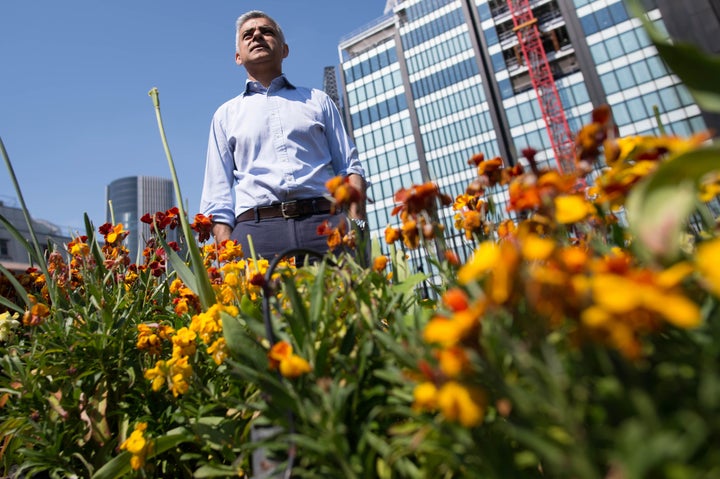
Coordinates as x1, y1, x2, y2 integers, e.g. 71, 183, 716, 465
106, 176, 175, 262
338, 0, 710, 265
323, 66, 342, 112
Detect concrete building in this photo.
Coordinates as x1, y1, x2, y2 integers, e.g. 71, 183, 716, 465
338, 0, 710, 265
0, 200, 72, 272
105, 176, 175, 262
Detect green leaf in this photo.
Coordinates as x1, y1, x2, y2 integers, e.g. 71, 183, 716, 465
193, 464, 244, 478
626, 145, 720, 261
281, 278, 310, 347
221, 311, 266, 370
154, 229, 198, 296
83, 213, 107, 274
391, 273, 429, 296
240, 294, 263, 322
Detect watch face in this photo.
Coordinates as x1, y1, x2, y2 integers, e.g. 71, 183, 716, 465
352, 218, 367, 229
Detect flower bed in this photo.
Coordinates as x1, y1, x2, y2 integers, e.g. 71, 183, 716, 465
0, 5, 719, 478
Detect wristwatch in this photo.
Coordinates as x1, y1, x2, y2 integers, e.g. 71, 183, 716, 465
350, 218, 367, 230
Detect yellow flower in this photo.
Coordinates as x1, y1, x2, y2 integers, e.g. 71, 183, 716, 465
458, 241, 499, 284
591, 274, 642, 314
438, 346, 469, 378
106, 223, 126, 244
520, 234, 555, 261
437, 382, 485, 427
279, 354, 312, 378
69, 242, 89, 256
697, 238, 720, 297
168, 355, 193, 397
172, 327, 197, 358
207, 337, 228, 365
413, 382, 438, 411
0, 312, 20, 342
554, 194, 594, 224
120, 422, 152, 471
144, 360, 167, 392
190, 304, 224, 344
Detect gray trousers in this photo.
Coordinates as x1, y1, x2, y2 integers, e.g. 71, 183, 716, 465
231, 212, 344, 262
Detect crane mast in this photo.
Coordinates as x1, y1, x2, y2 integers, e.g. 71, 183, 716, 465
506, 0, 576, 173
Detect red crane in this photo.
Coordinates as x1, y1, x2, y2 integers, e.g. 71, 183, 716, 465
506, 0, 576, 173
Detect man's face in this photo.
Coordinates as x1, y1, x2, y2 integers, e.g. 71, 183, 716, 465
235, 17, 288, 69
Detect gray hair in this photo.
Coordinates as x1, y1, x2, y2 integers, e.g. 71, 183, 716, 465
235, 11, 286, 52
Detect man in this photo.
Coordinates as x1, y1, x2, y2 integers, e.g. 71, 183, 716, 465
200, 10, 367, 261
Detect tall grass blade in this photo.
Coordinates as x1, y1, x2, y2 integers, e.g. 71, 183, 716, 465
147, 88, 215, 309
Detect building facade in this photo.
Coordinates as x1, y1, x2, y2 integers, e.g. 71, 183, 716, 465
105, 176, 175, 262
338, 0, 709, 266
0, 200, 72, 272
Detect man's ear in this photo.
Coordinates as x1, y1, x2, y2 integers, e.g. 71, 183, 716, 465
283, 43, 289, 59
235, 52, 243, 66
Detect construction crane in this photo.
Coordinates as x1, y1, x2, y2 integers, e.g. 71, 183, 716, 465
506, 0, 576, 174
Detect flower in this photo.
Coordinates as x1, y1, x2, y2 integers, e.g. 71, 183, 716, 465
207, 337, 228, 365
120, 422, 152, 470
0, 312, 20, 342
279, 354, 312, 378
372, 255, 389, 272
696, 238, 720, 297
436, 382, 486, 427
190, 213, 214, 242
413, 382, 438, 411
268, 341, 312, 378
172, 327, 197, 358
554, 194, 595, 224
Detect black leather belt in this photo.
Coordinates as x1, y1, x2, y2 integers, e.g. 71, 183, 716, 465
236, 197, 334, 223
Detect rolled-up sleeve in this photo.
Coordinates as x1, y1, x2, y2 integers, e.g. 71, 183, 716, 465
200, 113, 237, 228
323, 95, 365, 178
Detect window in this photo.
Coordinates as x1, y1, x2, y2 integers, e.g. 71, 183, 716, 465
0, 238, 8, 257
631, 61, 652, 84
590, 42, 609, 64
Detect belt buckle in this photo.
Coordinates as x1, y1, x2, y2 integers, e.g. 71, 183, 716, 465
280, 200, 300, 219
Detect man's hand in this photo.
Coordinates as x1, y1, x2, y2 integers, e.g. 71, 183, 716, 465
347, 173, 367, 221
212, 223, 232, 245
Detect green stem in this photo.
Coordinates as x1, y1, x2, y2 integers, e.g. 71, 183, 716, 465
653, 105, 666, 136
148, 88, 215, 309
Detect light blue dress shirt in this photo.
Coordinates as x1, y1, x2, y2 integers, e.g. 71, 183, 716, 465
200, 75, 365, 228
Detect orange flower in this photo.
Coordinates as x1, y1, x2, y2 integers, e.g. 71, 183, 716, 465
372, 255, 389, 272
268, 341, 312, 378
268, 341, 293, 369
442, 288, 469, 312
384, 225, 401, 244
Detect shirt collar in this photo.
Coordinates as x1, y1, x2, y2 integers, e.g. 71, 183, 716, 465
242, 74, 295, 96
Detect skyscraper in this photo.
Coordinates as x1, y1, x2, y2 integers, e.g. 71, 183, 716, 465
106, 176, 175, 262
338, 0, 709, 264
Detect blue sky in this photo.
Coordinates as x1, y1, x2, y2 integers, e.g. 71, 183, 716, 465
0, 1, 388, 234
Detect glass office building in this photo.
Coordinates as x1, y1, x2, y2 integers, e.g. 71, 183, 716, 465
106, 176, 176, 262
338, 0, 708, 266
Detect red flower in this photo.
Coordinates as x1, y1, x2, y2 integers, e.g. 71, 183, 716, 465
191, 214, 214, 243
